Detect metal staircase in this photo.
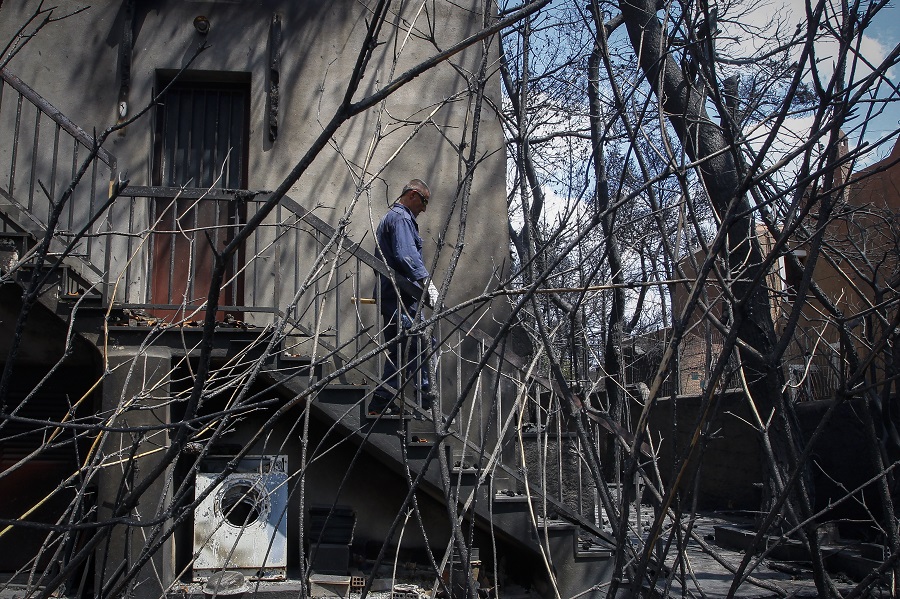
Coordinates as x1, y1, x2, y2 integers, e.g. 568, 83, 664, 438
0, 66, 619, 598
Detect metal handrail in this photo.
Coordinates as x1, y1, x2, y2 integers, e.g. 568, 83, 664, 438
1, 68, 116, 168
0, 66, 116, 295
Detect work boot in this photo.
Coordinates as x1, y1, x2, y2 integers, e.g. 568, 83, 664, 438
367, 394, 402, 417
420, 390, 437, 412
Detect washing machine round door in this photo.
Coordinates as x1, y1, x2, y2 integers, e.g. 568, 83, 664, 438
217, 479, 270, 528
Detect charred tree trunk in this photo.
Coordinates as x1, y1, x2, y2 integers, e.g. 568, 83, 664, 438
616, 0, 836, 595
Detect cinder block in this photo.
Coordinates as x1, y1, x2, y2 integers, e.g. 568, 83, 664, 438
309, 574, 351, 599
309, 543, 350, 574
392, 583, 421, 599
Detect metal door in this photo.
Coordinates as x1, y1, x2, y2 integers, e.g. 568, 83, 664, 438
150, 79, 249, 318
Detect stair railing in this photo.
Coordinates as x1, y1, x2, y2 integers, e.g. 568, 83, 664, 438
106, 185, 606, 534
0, 67, 116, 295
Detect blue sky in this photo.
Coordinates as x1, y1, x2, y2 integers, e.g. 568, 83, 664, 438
863, 3, 899, 157
730, 0, 900, 166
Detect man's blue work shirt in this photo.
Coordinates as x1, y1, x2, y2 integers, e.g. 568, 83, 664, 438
375, 202, 429, 315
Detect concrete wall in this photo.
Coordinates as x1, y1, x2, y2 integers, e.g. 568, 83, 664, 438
98, 347, 174, 599
0, 0, 510, 326
637, 392, 763, 510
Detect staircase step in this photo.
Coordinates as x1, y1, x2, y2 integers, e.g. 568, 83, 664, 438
575, 535, 614, 558
406, 428, 437, 448
362, 402, 409, 421
279, 352, 327, 380
319, 383, 368, 404
530, 519, 616, 598
58, 288, 103, 303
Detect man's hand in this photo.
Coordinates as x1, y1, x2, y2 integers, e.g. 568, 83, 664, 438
418, 278, 440, 308
427, 281, 439, 309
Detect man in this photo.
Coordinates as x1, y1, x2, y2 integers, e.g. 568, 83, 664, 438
367, 179, 439, 416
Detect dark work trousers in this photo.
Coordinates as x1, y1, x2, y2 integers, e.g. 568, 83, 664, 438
371, 309, 435, 410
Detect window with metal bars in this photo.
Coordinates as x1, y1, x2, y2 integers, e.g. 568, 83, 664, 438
152, 77, 249, 189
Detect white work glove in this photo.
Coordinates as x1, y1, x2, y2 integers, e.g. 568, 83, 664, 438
427, 281, 439, 309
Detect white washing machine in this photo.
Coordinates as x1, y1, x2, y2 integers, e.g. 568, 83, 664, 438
193, 455, 288, 581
